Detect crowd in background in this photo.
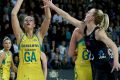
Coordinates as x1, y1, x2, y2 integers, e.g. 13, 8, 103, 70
0, 0, 120, 70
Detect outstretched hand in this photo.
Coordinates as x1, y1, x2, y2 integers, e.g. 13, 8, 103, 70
42, 0, 53, 8
111, 62, 120, 73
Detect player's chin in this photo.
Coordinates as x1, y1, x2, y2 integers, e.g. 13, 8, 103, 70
83, 19, 87, 23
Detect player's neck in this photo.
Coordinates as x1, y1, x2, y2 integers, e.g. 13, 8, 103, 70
26, 31, 34, 38
4, 49, 9, 52
86, 23, 96, 32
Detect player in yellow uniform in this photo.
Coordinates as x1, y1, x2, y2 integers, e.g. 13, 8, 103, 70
11, 0, 51, 80
17, 34, 47, 80
68, 28, 92, 80
0, 37, 17, 80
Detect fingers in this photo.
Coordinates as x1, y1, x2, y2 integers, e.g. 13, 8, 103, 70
111, 65, 120, 73
42, 0, 49, 8
117, 67, 119, 71
111, 67, 115, 73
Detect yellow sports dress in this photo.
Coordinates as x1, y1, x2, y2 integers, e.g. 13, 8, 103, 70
17, 34, 44, 80
0, 50, 12, 80
75, 38, 92, 80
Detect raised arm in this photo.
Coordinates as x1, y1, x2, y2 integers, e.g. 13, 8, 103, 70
38, 0, 51, 39
11, 0, 24, 43
43, 0, 84, 29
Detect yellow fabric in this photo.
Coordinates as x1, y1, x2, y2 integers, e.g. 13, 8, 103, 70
17, 34, 44, 80
0, 50, 12, 80
75, 38, 92, 80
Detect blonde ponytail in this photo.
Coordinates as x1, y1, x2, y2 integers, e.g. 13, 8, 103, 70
99, 13, 109, 30
93, 8, 109, 30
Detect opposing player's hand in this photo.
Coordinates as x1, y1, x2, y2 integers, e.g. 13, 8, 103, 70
111, 62, 120, 73
42, 0, 53, 8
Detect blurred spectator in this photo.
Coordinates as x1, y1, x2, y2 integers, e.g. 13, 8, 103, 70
116, 22, 120, 44
65, 27, 71, 45
13, 54, 19, 79
118, 45, 120, 54
42, 37, 51, 55
4, 2, 12, 14
55, 26, 62, 46
3, 12, 9, 23
58, 41, 67, 64
11, 0, 17, 6
52, 3, 63, 23
52, 13, 63, 23
2, 21, 13, 37
12, 39, 19, 54
18, 8, 27, 27
48, 47, 61, 69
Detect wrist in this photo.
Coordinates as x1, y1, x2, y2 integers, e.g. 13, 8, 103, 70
49, 3, 55, 9
113, 60, 119, 64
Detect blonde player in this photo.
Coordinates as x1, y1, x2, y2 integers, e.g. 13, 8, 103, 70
43, 0, 120, 80
11, 0, 51, 79
68, 28, 92, 80
0, 37, 17, 80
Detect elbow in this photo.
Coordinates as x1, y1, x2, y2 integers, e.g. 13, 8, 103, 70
68, 49, 77, 57
61, 12, 69, 19
68, 53, 73, 57
47, 18, 51, 21
11, 11, 17, 16
68, 45, 76, 57
68, 50, 74, 57
45, 17, 51, 22
46, 15, 51, 20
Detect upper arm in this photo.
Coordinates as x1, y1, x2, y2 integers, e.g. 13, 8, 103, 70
41, 52, 47, 64
11, 14, 23, 44
96, 30, 116, 48
36, 31, 43, 45
38, 3, 51, 39
38, 18, 51, 39
68, 28, 78, 57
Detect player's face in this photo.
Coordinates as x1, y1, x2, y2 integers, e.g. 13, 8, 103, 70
23, 16, 35, 30
3, 40, 11, 51
84, 9, 95, 23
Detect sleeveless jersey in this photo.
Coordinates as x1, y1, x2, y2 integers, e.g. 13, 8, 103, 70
17, 34, 44, 80
0, 50, 12, 80
75, 38, 92, 80
84, 27, 112, 70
